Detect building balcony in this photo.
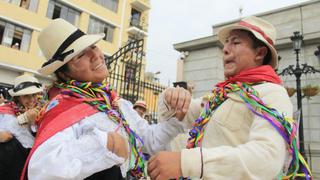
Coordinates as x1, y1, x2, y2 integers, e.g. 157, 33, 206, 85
130, 0, 150, 11
127, 18, 148, 38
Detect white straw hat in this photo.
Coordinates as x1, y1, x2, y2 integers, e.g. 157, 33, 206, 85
8, 74, 43, 97
38, 18, 105, 75
218, 16, 278, 69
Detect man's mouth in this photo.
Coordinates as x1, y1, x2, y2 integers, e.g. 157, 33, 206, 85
94, 63, 105, 70
224, 59, 234, 65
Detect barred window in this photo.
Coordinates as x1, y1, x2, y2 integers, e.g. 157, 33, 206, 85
0, 19, 31, 52
3, 0, 39, 12
92, 0, 118, 12
46, 0, 80, 26
88, 17, 115, 43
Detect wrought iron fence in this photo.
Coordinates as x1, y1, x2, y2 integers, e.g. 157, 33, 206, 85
107, 39, 166, 123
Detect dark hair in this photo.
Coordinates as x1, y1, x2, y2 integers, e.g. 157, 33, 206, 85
243, 30, 272, 65
54, 64, 70, 82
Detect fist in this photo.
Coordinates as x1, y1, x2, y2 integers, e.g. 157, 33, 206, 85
164, 87, 191, 121
26, 108, 39, 124
0, 131, 13, 143
107, 132, 128, 160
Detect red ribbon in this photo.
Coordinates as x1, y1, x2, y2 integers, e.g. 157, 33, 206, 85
239, 20, 274, 46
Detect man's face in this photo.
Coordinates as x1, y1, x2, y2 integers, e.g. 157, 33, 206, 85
222, 30, 262, 78
134, 106, 146, 117
64, 45, 109, 83
18, 94, 38, 109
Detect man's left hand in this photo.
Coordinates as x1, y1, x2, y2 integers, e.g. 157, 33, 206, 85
147, 151, 182, 180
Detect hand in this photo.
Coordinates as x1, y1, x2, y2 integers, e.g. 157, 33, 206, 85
0, 94, 5, 104
26, 108, 39, 124
0, 131, 13, 143
164, 87, 191, 121
107, 132, 128, 160
148, 151, 182, 180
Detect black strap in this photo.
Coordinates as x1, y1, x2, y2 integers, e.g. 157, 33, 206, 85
42, 29, 85, 68
13, 81, 42, 92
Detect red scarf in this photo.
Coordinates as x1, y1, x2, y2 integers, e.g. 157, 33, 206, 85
216, 65, 282, 88
0, 101, 25, 116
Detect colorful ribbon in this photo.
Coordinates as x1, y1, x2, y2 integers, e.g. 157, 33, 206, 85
187, 82, 312, 179
55, 80, 146, 178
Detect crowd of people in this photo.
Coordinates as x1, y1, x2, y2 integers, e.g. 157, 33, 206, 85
0, 16, 312, 180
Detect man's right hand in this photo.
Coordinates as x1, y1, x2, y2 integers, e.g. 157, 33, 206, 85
164, 87, 191, 121
0, 131, 13, 143
107, 132, 128, 160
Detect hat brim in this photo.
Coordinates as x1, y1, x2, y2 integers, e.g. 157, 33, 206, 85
8, 86, 43, 97
38, 33, 105, 75
133, 104, 147, 110
218, 25, 278, 69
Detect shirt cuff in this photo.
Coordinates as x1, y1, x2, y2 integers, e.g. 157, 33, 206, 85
17, 113, 28, 125
181, 147, 202, 178
166, 117, 188, 133
93, 128, 125, 164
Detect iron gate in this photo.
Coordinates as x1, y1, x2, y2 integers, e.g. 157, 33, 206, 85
106, 39, 166, 123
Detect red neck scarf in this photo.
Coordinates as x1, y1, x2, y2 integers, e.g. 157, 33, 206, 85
216, 65, 282, 88
0, 101, 25, 116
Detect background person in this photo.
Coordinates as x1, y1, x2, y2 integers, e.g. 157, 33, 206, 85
0, 74, 43, 180
133, 100, 147, 118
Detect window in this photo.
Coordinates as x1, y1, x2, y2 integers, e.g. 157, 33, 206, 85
88, 17, 115, 43
46, 0, 80, 25
93, 0, 118, 12
0, 19, 31, 52
130, 8, 142, 28
4, 0, 39, 12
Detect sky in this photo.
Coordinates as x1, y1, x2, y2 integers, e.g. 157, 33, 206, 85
145, 0, 310, 86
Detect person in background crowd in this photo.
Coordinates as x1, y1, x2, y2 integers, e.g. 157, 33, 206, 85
148, 16, 312, 179
11, 43, 20, 50
21, 18, 189, 180
0, 74, 43, 180
133, 100, 147, 118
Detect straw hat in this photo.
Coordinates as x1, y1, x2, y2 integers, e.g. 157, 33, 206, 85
133, 100, 147, 110
37, 18, 105, 75
217, 16, 278, 69
8, 74, 43, 97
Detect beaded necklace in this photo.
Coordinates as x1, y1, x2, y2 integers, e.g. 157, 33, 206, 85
54, 80, 146, 178
187, 82, 312, 179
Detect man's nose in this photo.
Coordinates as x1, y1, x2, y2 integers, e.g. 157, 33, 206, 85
88, 49, 99, 60
222, 44, 230, 55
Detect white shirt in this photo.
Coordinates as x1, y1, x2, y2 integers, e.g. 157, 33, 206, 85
28, 98, 185, 180
0, 113, 34, 148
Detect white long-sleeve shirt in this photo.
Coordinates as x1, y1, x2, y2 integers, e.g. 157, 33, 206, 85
0, 113, 34, 148
28, 98, 185, 180
159, 83, 292, 179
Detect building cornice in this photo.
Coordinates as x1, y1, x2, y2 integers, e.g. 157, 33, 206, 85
0, 62, 55, 80
211, 0, 320, 30
173, 35, 222, 51
0, 15, 41, 31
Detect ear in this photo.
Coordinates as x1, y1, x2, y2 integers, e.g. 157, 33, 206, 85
255, 46, 268, 63
57, 71, 71, 82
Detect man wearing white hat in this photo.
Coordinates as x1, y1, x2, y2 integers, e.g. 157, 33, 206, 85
148, 16, 311, 179
0, 74, 43, 179
21, 19, 189, 180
